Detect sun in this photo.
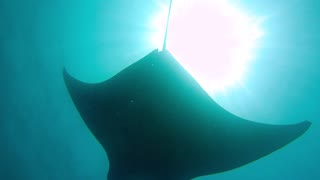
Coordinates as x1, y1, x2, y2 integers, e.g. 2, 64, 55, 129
150, 0, 264, 95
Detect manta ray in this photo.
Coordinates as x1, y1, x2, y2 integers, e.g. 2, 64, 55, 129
63, 1, 311, 179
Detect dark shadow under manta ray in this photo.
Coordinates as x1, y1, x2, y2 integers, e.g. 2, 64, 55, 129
63, 49, 311, 180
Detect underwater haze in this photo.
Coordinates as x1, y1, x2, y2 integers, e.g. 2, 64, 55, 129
0, 0, 319, 179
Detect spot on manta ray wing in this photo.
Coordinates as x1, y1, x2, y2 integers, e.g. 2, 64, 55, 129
63, 49, 311, 180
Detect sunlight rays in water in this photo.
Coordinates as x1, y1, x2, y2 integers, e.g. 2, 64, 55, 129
150, 0, 265, 95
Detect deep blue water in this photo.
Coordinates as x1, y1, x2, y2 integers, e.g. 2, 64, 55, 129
1, 0, 319, 179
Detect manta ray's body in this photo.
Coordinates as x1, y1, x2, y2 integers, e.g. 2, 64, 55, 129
64, 49, 311, 180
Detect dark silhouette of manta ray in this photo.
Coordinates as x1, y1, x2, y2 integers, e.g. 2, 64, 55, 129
63, 1, 311, 179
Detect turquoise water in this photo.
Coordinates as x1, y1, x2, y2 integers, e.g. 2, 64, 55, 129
0, 0, 319, 179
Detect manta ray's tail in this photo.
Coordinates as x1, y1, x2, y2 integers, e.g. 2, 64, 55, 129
162, 0, 173, 51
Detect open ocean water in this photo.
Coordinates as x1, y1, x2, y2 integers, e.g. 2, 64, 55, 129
0, 0, 319, 179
